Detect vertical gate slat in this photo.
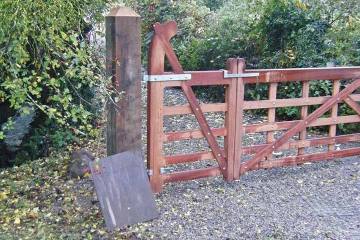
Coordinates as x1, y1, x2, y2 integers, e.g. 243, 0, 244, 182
147, 23, 174, 193
266, 82, 277, 161
147, 82, 164, 193
298, 81, 310, 155
329, 80, 340, 151
224, 59, 238, 181
234, 59, 246, 179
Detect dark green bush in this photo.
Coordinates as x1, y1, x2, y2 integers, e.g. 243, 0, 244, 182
150, 0, 359, 133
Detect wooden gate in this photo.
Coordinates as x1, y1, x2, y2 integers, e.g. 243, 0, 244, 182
145, 21, 360, 193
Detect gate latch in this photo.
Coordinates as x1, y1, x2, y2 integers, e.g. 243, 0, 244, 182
143, 74, 191, 82
223, 70, 259, 78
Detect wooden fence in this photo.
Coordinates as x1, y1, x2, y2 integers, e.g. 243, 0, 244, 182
146, 21, 360, 193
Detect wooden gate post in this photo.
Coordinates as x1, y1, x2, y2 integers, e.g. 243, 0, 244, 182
106, 7, 141, 155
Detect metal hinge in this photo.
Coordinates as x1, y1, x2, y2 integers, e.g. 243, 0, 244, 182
147, 169, 153, 176
142, 74, 191, 82
223, 70, 259, 78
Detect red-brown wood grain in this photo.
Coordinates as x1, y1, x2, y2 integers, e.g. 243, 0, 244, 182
163, 103, 227, 116
329, 80, 340, 151
250, 148, 360, 170
224, 58, 238, 181
243, 94, 360, 110
298, 81, 309, 155
344, 96, 360, 115
243, 115, 360, 133
242, 134, 360, 155
162, 167, 222, 183
245, 67, 360, 83
233, 59, 246, 179
164, 150, 227, 165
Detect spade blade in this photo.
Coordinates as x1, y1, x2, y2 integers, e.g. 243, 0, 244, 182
90, 149, 159, 231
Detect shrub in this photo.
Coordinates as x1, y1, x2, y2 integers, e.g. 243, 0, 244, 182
0, 0, 118, 166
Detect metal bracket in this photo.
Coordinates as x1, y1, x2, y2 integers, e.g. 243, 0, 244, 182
223, 70, 259, 78
160, 167, 173, 174
142, 74, 191, 82
147, 169, 153, 176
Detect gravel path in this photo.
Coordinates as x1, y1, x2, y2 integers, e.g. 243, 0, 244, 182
136, 82, 360, 239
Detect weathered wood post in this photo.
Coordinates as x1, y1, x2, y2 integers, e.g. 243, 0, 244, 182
106, 7, 141, 155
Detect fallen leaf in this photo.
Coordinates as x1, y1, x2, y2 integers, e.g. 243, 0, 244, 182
0, 191, 8, 200
29, 211, 37, 219
14, 217, 20, 225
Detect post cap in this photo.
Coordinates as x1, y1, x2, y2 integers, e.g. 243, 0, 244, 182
107, 7, 140, 17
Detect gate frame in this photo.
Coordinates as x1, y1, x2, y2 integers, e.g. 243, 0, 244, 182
146, 20, 360, 193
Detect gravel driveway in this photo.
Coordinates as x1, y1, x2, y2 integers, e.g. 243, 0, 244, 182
135, 83, 360, 239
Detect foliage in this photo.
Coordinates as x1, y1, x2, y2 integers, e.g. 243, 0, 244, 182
119, 0, 213, 66
139, 0, 358, 130
197, 0, 225, 11
254, 0, 359, 121
179, 0, 264, 71
120, 0, 359, 128
0, 0, 118, 166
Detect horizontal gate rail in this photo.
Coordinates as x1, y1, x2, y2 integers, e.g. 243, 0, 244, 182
242, 134, 360, 155
243, 94, 360, 109
249, 148, 360, 170
164, 103, 227, 115
243, 115, 360, 133
244, 67, 360, 83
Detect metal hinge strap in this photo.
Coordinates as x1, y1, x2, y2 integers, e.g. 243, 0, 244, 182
223, 70, 259, 78
143, 74, 191, 82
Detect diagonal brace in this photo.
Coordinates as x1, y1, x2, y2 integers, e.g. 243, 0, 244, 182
344, 96, 360, 115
